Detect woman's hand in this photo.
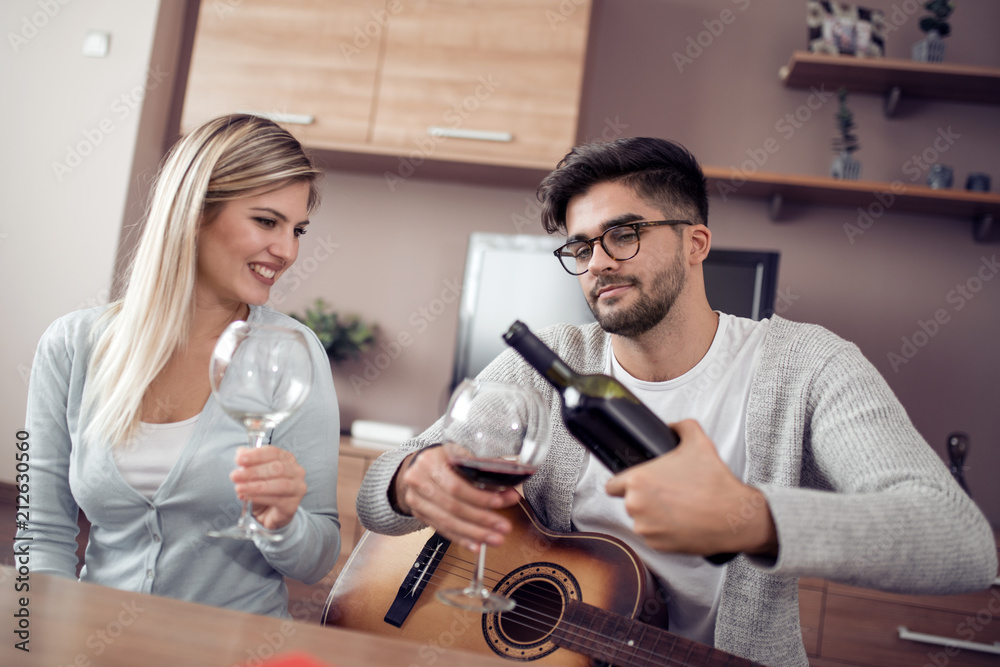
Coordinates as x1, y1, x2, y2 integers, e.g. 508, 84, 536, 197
231, 446, 307, 531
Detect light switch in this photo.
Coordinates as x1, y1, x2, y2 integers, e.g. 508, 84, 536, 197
83, 31, 111, 58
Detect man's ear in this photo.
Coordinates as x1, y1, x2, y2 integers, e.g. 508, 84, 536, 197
688, 224, 711, 265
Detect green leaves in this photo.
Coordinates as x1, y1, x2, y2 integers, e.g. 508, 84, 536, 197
290, 298, 377, 363
920, 0, 955, 35
832, 88, 860, 155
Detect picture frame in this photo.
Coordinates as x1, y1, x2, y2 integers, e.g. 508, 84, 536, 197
807, 1, 886, 57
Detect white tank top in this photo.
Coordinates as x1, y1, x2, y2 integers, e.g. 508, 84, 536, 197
114, 415, 200, 498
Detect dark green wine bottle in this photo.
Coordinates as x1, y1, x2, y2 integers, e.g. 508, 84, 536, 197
503, 320, 736, 565
503, 320, 678, 472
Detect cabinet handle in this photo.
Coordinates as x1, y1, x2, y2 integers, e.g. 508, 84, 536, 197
427, 127, 513, 142
898, 626, 1000, 655
240, 111, 315, 126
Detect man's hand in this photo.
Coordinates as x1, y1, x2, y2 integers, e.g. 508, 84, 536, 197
605, 419, 778, 557
231, 446, 307, 531
393, 445, 521, 552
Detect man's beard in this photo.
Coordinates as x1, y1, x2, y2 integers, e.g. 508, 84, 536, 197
586, 246, 686, 339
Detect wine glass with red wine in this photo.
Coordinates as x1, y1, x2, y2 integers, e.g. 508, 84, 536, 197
435, 379, 549, 613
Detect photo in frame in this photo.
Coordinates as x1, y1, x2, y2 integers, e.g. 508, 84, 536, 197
807, 1, 886, 57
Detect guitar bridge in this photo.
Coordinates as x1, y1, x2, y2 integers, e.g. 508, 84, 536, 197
383, 532, 451, 627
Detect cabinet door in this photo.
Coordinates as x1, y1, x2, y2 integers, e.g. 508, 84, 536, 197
372, 0, 591, 169
182, 0, 385, 147
820, 589, 1000, 667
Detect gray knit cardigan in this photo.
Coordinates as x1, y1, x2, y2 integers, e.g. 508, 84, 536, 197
357, 316, 997, 666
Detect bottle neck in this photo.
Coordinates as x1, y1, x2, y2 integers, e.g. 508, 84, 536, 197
545, 357, 575, 389
503, 321, 577, 390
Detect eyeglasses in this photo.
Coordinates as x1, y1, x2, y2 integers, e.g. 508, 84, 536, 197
553, 220, 693, 276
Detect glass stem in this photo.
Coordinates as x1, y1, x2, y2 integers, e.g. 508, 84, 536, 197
471, 543, 488, 596
238, 428, 266, 530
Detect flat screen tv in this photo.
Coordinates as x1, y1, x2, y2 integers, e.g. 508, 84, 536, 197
450, 233, 780, 389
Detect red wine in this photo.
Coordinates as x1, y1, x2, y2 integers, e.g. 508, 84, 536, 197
451, 458, 537, 491
502, 320, 736, 565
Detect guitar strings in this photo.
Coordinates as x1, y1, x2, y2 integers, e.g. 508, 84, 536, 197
415, 542, 628, 638
426, 557, 697, 667
413, 542, 598, 626
413, 551, 705, 667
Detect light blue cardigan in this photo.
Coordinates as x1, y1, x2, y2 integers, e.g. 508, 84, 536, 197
17, 304, 341, 617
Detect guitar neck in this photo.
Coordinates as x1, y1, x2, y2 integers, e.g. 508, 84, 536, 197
551, 600, 764, 667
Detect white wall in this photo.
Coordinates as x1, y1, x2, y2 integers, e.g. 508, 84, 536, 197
0, 0, 183, 482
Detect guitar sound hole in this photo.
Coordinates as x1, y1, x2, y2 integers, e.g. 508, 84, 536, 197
499, 579, 563, 643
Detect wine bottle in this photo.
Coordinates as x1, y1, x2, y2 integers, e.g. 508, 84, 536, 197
502, 319, 736, 565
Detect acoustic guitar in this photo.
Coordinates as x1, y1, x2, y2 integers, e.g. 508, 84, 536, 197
322, 496, 763, 666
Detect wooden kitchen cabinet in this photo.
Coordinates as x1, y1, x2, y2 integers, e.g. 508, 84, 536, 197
820, 586, 1000, 666
799, 539, 1000, 666
370, 0, 591, 169
182, 0, 387, 147
182, 0, 591, 170
331, 438, 388, 579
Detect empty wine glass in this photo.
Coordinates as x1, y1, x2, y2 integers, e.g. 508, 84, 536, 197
206, 322, 313, 542
435, 379, 549, 612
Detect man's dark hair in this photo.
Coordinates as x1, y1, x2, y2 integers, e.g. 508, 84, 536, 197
537, 137, 709, 234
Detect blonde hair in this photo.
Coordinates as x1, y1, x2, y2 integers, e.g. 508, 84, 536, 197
84, 114, 321, 447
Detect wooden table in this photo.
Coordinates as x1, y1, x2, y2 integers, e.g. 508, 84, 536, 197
0, 566, 510, 667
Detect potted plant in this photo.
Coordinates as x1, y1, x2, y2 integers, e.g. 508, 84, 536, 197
830, 88, 861, 181
290, 298, 377, 363
912, 0, 954, 62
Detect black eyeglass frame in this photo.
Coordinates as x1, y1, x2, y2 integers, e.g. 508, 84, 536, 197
553, 219, 693, 276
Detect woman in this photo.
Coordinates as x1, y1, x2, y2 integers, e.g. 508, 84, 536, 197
19, 114, 340, 618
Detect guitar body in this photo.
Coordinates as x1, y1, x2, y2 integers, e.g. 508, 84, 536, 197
323, 497, 650, 665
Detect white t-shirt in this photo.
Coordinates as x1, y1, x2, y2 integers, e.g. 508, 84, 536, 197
114, 415, 200, 498
571, 313, 769, 646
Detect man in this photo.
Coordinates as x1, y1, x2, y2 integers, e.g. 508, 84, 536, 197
356, 138, 997, 666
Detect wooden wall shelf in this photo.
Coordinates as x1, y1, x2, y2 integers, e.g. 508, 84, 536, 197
702, 166, 1000, 242
779, 51, 1000, 115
